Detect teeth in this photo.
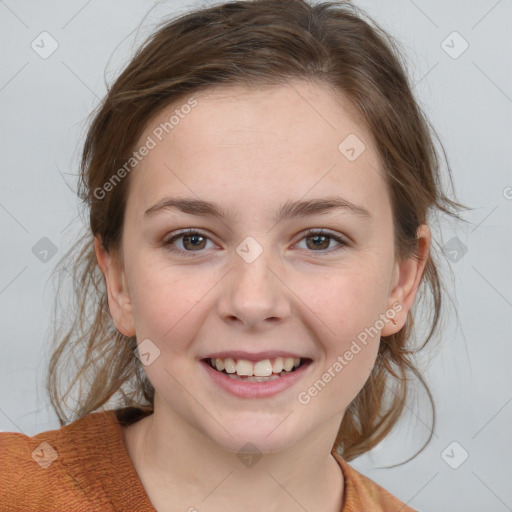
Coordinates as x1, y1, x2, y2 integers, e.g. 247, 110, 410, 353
236, 359, 254, 376
209, 356, 304, 377
273, 357, 284, 373
227, 374, 281, 382
224, 357, 236, 374
283, 358, 294, 372
254, 359, 273, 377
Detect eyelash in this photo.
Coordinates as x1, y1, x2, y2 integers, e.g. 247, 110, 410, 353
162, 228, 348, 257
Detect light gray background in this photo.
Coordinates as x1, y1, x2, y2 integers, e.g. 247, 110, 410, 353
1, 1, 511, 510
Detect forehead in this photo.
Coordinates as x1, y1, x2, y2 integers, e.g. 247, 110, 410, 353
127, 81, 389, 222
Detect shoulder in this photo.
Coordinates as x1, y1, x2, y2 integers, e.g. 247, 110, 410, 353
0, 408, 138, 511
332, 451, 417, 512
0, 420, 75, 506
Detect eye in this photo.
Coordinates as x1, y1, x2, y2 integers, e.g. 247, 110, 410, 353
295, 229, 347, 253
163, 228, 347, 257
163, 229, 215, 256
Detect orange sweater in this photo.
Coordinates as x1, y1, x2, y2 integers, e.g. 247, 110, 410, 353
0, 406, 416, 511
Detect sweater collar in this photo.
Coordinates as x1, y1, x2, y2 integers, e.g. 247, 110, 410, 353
60, 406, 371, 512
58, 406, 156, 511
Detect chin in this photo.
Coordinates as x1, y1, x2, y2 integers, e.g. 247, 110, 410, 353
203, 414, 305, 455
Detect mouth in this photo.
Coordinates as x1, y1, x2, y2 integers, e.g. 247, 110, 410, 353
202, 356, 312, 383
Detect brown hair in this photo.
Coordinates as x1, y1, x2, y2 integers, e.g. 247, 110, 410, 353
46, 0, 469, 463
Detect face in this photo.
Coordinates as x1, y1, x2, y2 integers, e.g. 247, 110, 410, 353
95, 80, 430, 454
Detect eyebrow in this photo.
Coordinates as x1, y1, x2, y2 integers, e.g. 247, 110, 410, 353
144, 196, 372, 224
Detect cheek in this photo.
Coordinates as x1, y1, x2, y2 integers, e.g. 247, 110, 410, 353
314, 260, 392, 338
307, 261, 389, 389
127, 257, 215, 346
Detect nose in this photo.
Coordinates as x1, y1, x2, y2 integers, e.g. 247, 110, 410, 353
217, 242, 292, 330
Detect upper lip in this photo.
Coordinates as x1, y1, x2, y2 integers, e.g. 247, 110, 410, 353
202, 350, 310, 362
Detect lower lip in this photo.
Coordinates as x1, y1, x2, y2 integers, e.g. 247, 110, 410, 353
200, 359, 313, 399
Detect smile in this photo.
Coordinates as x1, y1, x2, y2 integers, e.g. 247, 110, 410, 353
206, 356, 306, 378
200, 357, 313, 398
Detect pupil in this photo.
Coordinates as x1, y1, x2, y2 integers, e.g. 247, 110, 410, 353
308, 235, 328, 250
185, 234, 205, 249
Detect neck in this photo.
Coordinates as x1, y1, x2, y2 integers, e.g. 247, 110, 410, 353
122, 396, 345, 512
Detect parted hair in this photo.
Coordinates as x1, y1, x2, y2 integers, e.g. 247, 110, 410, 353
47, 0, 467, 463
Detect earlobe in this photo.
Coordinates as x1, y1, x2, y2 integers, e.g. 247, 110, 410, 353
381, 225, 431, 336
93, 236, 136, 337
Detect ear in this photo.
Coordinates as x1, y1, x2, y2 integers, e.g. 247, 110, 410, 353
94, 235, 136, 337
381, 224, 431, 336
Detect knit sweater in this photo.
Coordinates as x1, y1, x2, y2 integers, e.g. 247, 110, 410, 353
0, 406, 416, 511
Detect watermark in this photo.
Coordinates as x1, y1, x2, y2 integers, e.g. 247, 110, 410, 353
236, 236, 264, 263
297, 302, 403, 405
32, 236, 58, 263
134, 338, 161, 366
93, 97, 198, 200
442, 236, 468, 263
32, 441, 58, 469
441, 441, 469, 469
31, 31, 59, 59
338, 133, 366, 161
151, 97, 198, 141
237, 441, 263, 468
441, 31, 469, 60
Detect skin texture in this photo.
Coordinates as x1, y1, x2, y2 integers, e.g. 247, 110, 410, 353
94, 80, 430, 512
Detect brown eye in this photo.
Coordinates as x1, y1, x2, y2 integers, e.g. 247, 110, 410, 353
164, 229, 214, 256
163, 228, 347, 258
181, 233, 207, 251
305, 233, 330, 250
297, 229, 347, 253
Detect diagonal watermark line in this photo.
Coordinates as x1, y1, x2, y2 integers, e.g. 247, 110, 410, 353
58, 264, 137, 338
399, 472, 439, 511
61, 0, 93, 29
61, 61, 100, 99
201, 470, 234, 502
59, 265, 134, 338
0, 0, 29, 28
15, 402, 51, 421
471, 265, 512, 309
59, 213, 81, 234
55, 161, 78, 196
0, 407, 27, 434
288, 81, 336, 131
265, 265, 336, 336
472, 471, 512, 511
472, 396, 512, 439
413, 61, 439, 89
163, 267, 234, 337
471, 0, 503, 30
472, 61, 512, 105
384, 381, 438, 439
266, 163, 337, 235
265, 410, 293, 438
470, 204, 499, 233
162, 366, 234, 438
407, 0, 439, 29
163, 163, 234, 236
271, 400, 344, 445
265, 470, 310, 511
365, 157, 388, 185
0, 62, 29, 93
0, 202, 29, 233
0, 265, 28, 296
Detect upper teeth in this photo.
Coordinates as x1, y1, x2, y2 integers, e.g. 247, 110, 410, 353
210, 357, 302, 377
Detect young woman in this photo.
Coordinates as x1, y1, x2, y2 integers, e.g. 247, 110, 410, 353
1, 1, 467, 510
